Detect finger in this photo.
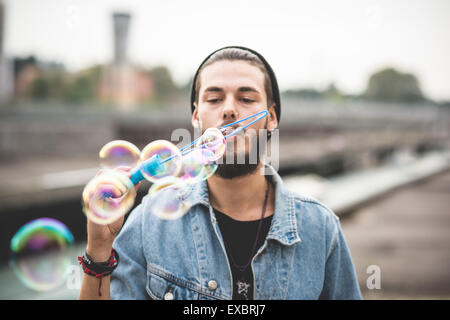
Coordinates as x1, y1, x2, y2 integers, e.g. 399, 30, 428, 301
96, 183, 124, 198
115, 166, 132, 173
86, 177, 129, 202
115, 166, 135, 180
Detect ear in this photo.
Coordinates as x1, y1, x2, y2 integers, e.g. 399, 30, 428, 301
192, 102, 200, 128
267, 104, 278, 131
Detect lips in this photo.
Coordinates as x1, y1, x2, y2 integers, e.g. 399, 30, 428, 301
222, 125, 244, 137
223, 127, 246, 144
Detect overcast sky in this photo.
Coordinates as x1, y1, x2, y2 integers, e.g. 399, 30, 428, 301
3, 0, 450, 100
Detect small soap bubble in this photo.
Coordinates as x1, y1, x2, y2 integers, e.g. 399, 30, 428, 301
140, 140, 182, 182
178, 148, 219, 183
201, 161, 218, 181
196, 127, 226, 161
99, 140, 141, 169
148, 176, 190, 220
82, 170, 136, 225
178, 148, 208, 184
9, 218, 74, 292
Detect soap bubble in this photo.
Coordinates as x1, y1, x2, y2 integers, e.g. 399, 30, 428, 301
196, 127, 226, 161
177, 148, 214, 184
177, 148, 220, 183
148, 176, 190, 220
9, 218, 74, 292
201, 161, 218, 180
99, 140, 141, 169
82, 169, 136, 225
140, 140, 182, 182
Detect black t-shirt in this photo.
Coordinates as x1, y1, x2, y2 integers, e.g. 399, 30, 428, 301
214, 208, 273, 300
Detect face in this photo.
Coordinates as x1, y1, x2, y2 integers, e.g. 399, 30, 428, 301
192, 60, 277, 176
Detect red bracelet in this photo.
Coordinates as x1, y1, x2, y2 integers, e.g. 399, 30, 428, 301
78, 248, 119, 297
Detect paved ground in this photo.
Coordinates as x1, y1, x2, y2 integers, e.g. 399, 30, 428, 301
341, 170, 450, 299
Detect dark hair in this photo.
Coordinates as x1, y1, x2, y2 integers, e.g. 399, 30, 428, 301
190, 46, 281, 123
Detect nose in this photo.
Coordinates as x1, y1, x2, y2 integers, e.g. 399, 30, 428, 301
222, 99, 238, 122
222, 109, 237, 122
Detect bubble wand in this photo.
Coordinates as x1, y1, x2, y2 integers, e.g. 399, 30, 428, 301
128, 110, 269, 185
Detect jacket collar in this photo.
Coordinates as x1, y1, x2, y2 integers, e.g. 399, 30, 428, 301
183, 164, 302, 246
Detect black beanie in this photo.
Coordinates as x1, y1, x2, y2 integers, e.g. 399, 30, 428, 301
190, 46, 281, 124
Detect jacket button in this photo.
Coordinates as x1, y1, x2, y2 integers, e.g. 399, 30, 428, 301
164, 292, 174, 300
208, 280, 218, 291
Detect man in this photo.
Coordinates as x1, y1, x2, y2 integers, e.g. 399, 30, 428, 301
78, 46, 362, 300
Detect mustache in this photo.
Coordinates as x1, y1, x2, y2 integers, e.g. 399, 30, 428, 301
222, 125, 245, 137
219, 115, 268, 131
198, 119, 268, 137
219, 120, 242, 128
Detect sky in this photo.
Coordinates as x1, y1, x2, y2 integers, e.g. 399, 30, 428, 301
3, 0, 450, 101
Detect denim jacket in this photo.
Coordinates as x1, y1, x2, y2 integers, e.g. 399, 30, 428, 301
111, 165, 363, 300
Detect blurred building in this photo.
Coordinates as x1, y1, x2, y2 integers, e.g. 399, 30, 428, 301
99, 64, 154, 109
99, 12, 154, 110
13, 57, 39, 97
13, 56, 65, 100
0, 0, 13, 105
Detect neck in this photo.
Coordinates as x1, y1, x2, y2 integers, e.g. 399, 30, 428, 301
207, 162, 274, 221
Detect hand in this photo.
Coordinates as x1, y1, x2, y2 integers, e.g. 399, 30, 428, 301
83, 166, 141, 261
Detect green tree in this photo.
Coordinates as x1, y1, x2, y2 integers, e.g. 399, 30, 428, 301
324, 83, 344, 101
365, 67, 424, 103
149, 66, 180, 104
63, 65, 102, 104
30, 77, 50, 100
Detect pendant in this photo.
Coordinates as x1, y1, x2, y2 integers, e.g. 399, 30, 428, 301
236, 280, 251, 299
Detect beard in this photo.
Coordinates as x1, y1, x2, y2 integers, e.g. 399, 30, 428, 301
215, 129, 268, 179
215, 155, 259, 179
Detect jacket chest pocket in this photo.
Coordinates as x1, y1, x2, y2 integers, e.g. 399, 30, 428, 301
146, 271, 198, 300
146, 264, 220, 300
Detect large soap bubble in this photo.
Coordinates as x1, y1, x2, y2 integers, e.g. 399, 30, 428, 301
82, 169, 136, 225
195, 127, 226, 162
147, 176, 190, 220
99, 140, 141, 169
9, 218, 74, 292
140, 140, 182, 183
178, 148, 217, 184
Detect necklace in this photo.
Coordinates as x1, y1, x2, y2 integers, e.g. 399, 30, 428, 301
225, 180, 270, 274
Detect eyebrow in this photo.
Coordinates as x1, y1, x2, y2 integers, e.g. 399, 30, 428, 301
203, 86, 261, 94
238, 87, 260, 94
